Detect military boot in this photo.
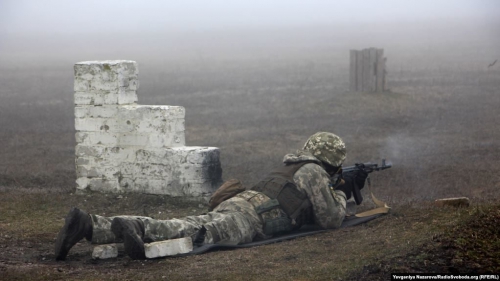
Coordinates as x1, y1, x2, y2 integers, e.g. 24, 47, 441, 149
111, 217, 146, 260
191, 225, 207, 247
54, 207, 93, 261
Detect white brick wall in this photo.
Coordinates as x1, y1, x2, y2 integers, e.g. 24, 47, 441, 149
74, 60, 222, 199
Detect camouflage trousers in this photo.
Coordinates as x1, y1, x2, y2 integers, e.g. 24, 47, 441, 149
90, 190, 274, 246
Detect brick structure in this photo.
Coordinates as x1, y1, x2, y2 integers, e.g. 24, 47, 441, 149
74, 60, 222, 199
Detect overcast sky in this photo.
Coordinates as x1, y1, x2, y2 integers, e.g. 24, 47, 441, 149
1, 0, 499, 34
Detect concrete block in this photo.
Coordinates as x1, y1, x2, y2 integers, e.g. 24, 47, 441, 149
75, 117, 120, 132
74, 79, 90, 92
128, 78, 139, 90
76, 177, 91, 190
73, 60, 222, 198
75, 145, 106, 158
75, 60, 138, 78
148, 133, 185, 147
74, 92, 94, 105
87, 178, 120, 193
117, 90, 138, 105
74, 106, 88, 118
76, 132, 119, 146
144, 238, 193, 258
92, 91, 118, 105
88, 106, 119, 118
89, 79, 120, 91
92, 244, 118, 259
117, 133, 149, 146
185, 147, 220, 165
76, 165, 100, 178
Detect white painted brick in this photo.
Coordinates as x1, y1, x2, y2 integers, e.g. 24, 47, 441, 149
148, 133, 185, 147
74, 79, 90, 91
75, 157, 91, 166
74, 92, 94, 105
136, 164, 172, 178
95, 92, 119, 105
182, 180, 218, 197
75, 145, 106, 158
118, 177, 135, 190
76, 132, 118, 145
88, 106, 119, 118
76, 177, 91, 190
117, 90, 138, 105
117, 133, 149, 146
89, 79, 120, 91
74, 64, 93, 80
144, 238, 193, 258
76, 165, 100, 178
175, 119, 185, 132
128, 78, 139, 90
92, 244, 118, 259
135, 148, 181, 164
74, 106, 88, 118
139, 179, 170, 195
185, 147, 220, 164
102, 166, 121, 179
87, 178, 120, 193
102, 146, 137, 163
75, 118, 117, 132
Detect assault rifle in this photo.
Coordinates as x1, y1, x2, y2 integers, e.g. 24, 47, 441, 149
341, 159, 392, 205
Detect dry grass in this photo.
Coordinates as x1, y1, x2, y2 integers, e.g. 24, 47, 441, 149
0, 24, 499, 279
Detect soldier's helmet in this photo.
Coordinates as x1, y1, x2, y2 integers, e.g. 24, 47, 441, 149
303, 132, 346, 167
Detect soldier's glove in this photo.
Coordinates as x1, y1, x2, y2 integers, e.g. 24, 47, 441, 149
340, 166, 369, 204
352, 166, 369, 190
335, 181, 354, 200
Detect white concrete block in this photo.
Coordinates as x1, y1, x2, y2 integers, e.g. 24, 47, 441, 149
74, 106, 88, 118
75, 118, 117, 132
94, 92, 119, 105
92, 244, 118, 259
117, 90, 138, 105
74, 92, 94, 105
144, 238, 193, 258
74, 79, 90, 92
87, 178, 120, 193
76, 177, 91, 190
76, 165, 100, 178
185, 147, 220, 164
89, 79, 120, 91
128, 78, 139, 90
148, 133, 185, 147
117, 133, 149, 146
73, 60, 222, 198
75, 157, 91, 166
75, 145, 106, 158
76, 132, 118, 145
88, 106, 119, 118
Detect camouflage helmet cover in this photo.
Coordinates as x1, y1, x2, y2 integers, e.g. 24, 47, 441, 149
303, 132, 346, 167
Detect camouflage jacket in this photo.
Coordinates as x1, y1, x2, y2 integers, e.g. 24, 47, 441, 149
283, 150, 347, 229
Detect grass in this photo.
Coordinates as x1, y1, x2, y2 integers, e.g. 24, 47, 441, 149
2, 190, 492, 280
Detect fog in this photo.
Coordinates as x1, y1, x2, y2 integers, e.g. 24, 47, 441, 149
1, 0, 499, 63
2, 0, 497, 33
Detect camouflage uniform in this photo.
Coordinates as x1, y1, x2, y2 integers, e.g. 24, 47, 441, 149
90, 150, 347, 246
90, 194, 265, 245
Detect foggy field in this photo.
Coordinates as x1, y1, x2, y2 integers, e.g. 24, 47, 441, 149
0, 22, 500, 279
1, 25, 499, 204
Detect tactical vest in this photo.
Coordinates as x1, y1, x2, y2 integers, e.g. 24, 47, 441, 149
251, 161, 315, 221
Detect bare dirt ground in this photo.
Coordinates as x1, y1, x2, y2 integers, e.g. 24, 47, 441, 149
0, 25, 499, 279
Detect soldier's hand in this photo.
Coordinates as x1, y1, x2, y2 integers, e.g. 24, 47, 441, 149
354, 168, 368, 190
